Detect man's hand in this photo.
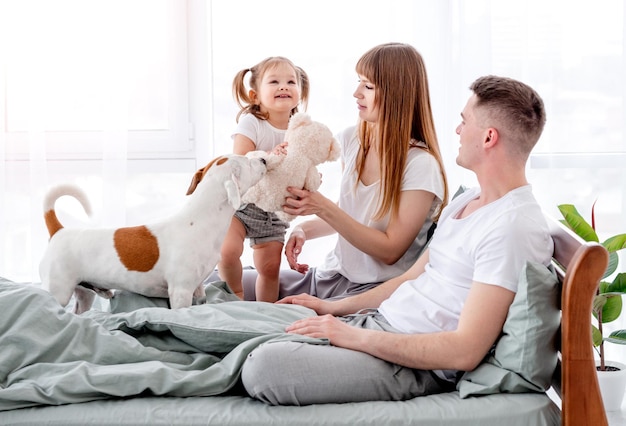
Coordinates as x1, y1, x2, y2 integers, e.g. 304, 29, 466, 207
277, 293, 336, 315
286, 314, 363, 349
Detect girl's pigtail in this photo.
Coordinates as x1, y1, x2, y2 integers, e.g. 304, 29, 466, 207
232, 68, 251, 122
295, 66, 310, 113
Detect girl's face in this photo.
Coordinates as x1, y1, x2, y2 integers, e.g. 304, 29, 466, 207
254, 62, 301, 116
353, 74, 378, 123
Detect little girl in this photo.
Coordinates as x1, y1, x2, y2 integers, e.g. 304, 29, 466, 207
218, 56, 310, 302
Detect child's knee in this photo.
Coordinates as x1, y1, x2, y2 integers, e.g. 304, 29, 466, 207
220, 244, 243, 263
255, 259, 281, 277
253, 244, 282, 276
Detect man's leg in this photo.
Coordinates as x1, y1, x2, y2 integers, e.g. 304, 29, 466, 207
241, 340, 444, 405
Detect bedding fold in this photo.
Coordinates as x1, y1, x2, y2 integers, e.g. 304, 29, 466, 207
0, 279, 324, 411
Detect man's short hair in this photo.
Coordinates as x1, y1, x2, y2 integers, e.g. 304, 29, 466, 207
470, 75, 546, 155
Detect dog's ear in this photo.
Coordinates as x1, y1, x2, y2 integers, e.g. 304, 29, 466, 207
186, 169, 204, 195
224, 176, 241, 209
187, 157, 227, 195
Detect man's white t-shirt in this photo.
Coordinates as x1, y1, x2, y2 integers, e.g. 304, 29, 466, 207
317, 126, 445, 283
378, 185, 554, 380
232, 113, 285, 151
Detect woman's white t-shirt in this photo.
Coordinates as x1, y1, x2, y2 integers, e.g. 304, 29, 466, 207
316, 126, 445, 283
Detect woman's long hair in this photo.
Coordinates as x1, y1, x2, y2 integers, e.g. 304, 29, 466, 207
355, 43, 448, 221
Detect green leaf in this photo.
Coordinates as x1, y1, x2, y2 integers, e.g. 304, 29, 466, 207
603, 234, 626, 253
592, 325, 602, 347
601, 295, 623, 323
593, 293, 608, 314
605, 329, 626, 345
606, 273, 626, 293
557, 204, 599, 242
605, 252, 619, 278
558, 202, 626, 351
599, 281, 611, 293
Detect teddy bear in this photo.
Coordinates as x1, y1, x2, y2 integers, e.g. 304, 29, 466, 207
242, 112, 340, 222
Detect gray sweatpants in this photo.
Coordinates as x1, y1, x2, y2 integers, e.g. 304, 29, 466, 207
206, 267, 384, 301
240, 310, 454, 405
241, 267, 383, 301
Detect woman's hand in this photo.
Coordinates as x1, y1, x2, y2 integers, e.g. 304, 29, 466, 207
284, 227, 308, 273
282, 186, 329, 217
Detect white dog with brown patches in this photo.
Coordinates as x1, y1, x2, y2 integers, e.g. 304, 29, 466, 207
39, 154, 267, 314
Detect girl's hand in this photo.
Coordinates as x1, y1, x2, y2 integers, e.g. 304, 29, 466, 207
284, 227, 308, 273
270, 142, 288, 155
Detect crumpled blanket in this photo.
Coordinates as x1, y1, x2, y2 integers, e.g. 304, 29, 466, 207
0, 278, 324, 411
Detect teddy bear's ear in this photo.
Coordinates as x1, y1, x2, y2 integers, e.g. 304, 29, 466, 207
288, 112, 311, 129
327, 137, 341, 161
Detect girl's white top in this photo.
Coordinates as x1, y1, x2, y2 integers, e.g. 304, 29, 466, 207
232, 113, 286, 152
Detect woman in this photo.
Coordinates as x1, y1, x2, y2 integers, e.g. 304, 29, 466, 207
241, 42, 449, 301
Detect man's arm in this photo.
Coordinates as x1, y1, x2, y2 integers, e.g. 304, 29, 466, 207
286, 280, 515, 372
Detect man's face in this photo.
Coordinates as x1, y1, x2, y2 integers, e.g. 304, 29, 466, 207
455, 94, 488, 169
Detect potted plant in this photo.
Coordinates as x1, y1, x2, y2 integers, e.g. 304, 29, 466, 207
558, 202, 626, 410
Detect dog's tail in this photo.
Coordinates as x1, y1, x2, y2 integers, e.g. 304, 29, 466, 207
43, 184, 92, 238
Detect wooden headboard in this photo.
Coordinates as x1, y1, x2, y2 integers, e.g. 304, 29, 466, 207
547, 216, 609, 426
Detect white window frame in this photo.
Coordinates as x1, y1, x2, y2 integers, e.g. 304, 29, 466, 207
1, 0, 193, 162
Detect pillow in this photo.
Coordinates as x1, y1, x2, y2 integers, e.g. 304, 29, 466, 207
457, 260, 560, 397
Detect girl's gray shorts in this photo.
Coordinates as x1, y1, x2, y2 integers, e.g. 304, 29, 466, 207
234, 203, 289, 246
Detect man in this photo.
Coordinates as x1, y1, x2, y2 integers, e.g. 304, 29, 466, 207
240, 75, 554, 405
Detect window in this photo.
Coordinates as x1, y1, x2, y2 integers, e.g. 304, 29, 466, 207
2, 1, 625, 317
205, 0, 625, 235
2, 0, 191, 160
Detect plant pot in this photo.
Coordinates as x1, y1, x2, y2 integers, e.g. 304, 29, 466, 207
596, 360, 626, 411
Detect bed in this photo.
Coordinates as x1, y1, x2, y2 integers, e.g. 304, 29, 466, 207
0, 216, 610, 426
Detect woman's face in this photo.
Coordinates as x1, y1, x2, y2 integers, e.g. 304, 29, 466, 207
353, 74, 378, 123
